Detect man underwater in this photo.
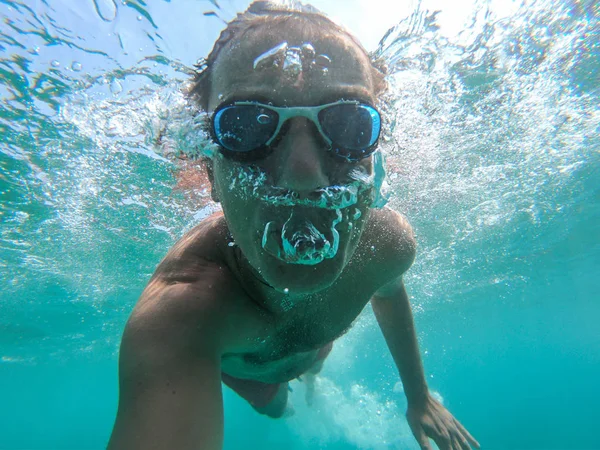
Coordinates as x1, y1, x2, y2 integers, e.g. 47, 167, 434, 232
109, 2, 480, 449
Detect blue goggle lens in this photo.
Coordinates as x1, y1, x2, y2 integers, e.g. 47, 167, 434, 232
213, 105, 279, 153
318, 103, 380, 150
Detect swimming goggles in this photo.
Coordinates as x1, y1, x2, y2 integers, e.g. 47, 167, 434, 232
210, 100, 381, 161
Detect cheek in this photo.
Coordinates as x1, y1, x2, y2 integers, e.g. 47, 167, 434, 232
213, 168, 263, 235
335, 158, 374, 184
356, 158, 374, 176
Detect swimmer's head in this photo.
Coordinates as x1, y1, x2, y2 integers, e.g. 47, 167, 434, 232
188, 1, 387, 111
186, 1, 389, 294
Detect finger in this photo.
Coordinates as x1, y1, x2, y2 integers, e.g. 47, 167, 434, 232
431, 431, 452, 450
453, 419, 480, 449
450, 434, 463, 450
410, 425, 433, 450
419, 415, 451, 450
453, 431, 471, 450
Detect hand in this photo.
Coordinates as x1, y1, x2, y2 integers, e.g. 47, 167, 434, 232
406, 394, 480, 450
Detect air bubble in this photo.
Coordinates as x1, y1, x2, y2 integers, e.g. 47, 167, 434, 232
253, 42, 288, 70
282, 49, 302, 77
228, 241, 235, 247
301, 43, 315, 59
234, 165, 362, 209
93, 0, 118, 22
262, 209, 343, 266
137, 15, 143, 21
284, 288, 289, 294
110, 79, 123, 94
51, 60, 60, 68
71, 62, 82, 72
315, 54, 331, 67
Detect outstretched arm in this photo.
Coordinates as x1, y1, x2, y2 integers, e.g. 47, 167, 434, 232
108, 278, 226, 450
371, 279, 480, 450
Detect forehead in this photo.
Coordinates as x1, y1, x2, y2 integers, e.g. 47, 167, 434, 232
209, 24, 376, 109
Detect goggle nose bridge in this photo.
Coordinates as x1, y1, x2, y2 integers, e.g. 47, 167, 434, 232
265, 106, 332, 147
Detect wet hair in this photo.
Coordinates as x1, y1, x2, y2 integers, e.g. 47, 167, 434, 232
187, 0, 387, 110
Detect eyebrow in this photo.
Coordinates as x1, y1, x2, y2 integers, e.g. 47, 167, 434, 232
317, 86, 375, 105
220, 90, 274, 106
219, 85, 376, 108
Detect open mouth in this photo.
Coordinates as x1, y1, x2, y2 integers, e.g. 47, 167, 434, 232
261, 207, 343, 265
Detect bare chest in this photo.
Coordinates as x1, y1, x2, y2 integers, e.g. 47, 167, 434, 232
220, 278, 374, 382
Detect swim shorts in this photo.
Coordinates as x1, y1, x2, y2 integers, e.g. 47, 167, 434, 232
221, 342, 333, 408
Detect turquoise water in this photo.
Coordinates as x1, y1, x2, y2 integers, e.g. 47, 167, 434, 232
1, 0, 599, 448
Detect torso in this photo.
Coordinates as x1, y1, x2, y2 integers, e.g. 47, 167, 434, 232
151, 208, 414, 384
220, 261, 379, 383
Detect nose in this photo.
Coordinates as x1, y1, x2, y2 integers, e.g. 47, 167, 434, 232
270, 118, 330, 194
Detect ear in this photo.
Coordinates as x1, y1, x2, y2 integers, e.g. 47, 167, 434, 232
204, 159, 220, 203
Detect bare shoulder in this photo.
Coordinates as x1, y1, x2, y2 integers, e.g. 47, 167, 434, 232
127, 212, 259, 353
359, 207, 417, 283
151, 212, 230, 285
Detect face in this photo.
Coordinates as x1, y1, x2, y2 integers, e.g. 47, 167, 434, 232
207, 26, 381, 294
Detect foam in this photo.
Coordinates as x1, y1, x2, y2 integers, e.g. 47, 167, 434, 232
262, 209, 343, 265
253, 41, 331, 82
229, 153, 388, 210
286, 376, 418, 449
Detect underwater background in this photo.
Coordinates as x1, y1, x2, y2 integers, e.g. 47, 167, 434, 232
1, 0, 598, 448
